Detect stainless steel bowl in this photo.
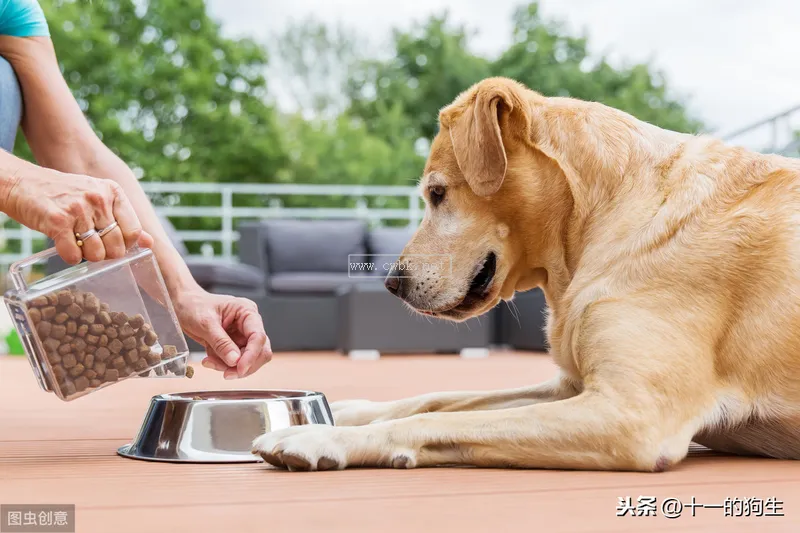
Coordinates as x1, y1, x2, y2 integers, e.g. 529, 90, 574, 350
117, 390, 334, 463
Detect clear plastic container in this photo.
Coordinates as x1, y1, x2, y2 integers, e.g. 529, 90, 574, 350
3, 246, 190, 401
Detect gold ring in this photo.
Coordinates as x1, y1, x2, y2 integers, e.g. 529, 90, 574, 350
75, 229, 97, 247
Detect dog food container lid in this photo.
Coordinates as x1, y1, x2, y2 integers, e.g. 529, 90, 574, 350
3, 246, 190, 402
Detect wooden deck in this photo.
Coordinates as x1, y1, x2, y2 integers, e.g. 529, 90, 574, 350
1, 351, 798, 532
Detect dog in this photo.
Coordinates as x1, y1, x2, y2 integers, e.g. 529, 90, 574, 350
252, 76, 800, 472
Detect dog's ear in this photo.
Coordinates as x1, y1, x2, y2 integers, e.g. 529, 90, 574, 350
444, 83, 516, 196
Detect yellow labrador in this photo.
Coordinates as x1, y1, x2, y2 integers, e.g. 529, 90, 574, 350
253, 77, 800, 472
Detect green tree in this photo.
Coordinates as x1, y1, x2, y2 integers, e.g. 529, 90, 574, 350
23, 0, 286, 186
345, 2, 703, 158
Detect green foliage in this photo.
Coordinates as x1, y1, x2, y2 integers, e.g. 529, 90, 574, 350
36, 0, 286, 185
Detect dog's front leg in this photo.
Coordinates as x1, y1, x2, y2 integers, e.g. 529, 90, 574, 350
253, 388, 697, 472
331, 374, 579, 426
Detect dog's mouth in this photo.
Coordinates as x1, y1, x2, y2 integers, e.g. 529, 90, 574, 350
420, 252, 497, 318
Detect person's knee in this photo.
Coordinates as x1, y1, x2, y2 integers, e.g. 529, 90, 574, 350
0, 56, 23, 152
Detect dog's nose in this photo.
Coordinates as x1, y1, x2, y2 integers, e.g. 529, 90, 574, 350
384, 267, 403, 297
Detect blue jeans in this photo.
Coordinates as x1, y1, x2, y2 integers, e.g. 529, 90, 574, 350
0, 56, 22, 152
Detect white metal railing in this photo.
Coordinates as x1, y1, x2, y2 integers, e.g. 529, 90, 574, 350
0, 183, 424, 267
721, 104, 800, 156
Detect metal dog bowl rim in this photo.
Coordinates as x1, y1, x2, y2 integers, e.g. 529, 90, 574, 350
117, 388, 332, 464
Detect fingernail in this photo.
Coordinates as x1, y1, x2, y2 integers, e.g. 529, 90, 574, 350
226, 351, 239, 365
201, 359, 213, 369
224, 373, 238, 380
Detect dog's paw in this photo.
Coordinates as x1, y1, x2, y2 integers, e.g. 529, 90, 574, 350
330, 399, 387, 426
252, 425, 351, 471
251, 424, 418, 471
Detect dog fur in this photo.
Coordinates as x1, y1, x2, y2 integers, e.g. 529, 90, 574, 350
252, 76, 800, 472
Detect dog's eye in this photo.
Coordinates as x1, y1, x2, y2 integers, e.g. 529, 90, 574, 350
429, 186, 445, 207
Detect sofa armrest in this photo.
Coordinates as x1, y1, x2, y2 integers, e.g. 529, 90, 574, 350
237, 221, 270, 280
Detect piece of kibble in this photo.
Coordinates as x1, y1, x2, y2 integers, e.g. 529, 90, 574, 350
124, 349, 139, 365
163, 345, 178, 359
84, 353, 95, 369
98, 312, 112, 326
94, 361, 107, 376
66, 321, 77, 335
145, 351, 161, 365
100, 302, 109, 312
66, 303, 83, 319
52, 365, 67, 383
71, 338, 87, 353
57, 290, 75, 307
43, 338, 60, 353
50, 325, 67, 340
63, 335, 74, 344
57, 343, 72, 356
47, 352, 61, 365
88, 324, 104, 336
106, 327, 118, 339
86, 334, 99, 346
86, 345, 97, 355
77, 324, 88, 337
128, 314, 145, 330
89, 379, 103, 388
119, 323, 134, 339
133, 358, 148, 371
54, 312, 69, 325
30, 296, 48, 307
37, 321, 52, 339
122, 336, 137, 351
41, 306, 57, 320
80, 313, 95, 325
109, 339, 123, 354
144, 329, 158, 346
83, 293, 100, 314
75, 351, 85, 364
98, 334, 108, 347
69, 363, 85, 378
74, 376, 89, 392
46, 293, 59, 306
112, 312, 128, 326
112, 356, 126, 370
119, 366, 132, 378
104, 369, 119, 382
84, 369, 97, 380
28, 308, 41, 324
185, 366, 195, 378
61, 380, 77, 397
73, 291, 84, 306
61, 353, 77, 369
95, 347, 111, 361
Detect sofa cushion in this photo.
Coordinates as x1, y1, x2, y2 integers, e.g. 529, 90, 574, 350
262, 219, 367, 273
186, 260, 266, 290
366, 226, 414, 277
270, 272, 375, 294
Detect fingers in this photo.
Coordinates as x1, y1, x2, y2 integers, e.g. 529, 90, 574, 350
203, 320, 242, 367
53, 226, 83, 265
108, 182, 144, 250
236, 311, 272, 378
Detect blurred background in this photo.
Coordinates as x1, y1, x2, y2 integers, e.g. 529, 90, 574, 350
0, 0, 798, 353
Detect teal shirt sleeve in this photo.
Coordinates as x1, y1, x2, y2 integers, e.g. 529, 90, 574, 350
0, 0, 50, 38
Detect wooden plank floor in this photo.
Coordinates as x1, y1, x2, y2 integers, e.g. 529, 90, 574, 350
1, 351, 798, 532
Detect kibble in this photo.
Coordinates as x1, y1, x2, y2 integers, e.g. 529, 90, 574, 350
28, 288, 183, 400
185, 366, 195, 378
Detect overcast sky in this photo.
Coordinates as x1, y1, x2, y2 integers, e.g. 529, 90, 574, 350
207, 0, 800, 150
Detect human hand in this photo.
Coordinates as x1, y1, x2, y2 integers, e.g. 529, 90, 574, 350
3, 168, 153, 264
172, 288, 272, 379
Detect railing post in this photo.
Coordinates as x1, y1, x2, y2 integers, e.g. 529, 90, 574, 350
409, 190, 420, 228
221, 187, 233, 261
21, 226, 33, 260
